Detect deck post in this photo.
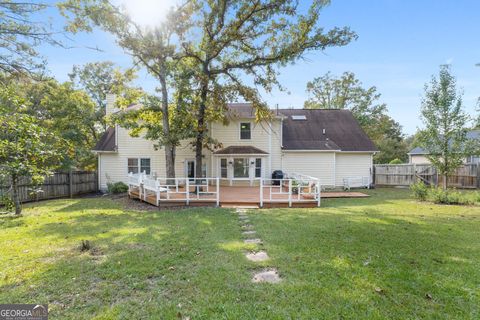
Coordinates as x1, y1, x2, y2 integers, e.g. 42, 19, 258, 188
259, 178, 263, 208
186, 178, 190, 206
288, 179, 292, 208
317, 179, 321, 207
216, 177, 220, 207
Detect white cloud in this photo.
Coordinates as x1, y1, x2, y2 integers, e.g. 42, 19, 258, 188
119, 0, 178, 27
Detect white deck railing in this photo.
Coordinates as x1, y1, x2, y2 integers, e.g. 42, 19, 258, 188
155, 177, 220, 206
260, 177, 321, 208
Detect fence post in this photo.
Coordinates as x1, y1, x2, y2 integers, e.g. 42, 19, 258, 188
68, 170, 73, 198
413, 164, 417, 184
477, 164, 480, 189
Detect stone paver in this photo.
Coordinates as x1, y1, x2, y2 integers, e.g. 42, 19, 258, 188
242, 230, 256, 235
246, 251, 269, 262
252, 269, 281, 283
236, 209, 247, 213
241, 224, 254, 230
244, 238, 262, 245
239, 215, 249, 220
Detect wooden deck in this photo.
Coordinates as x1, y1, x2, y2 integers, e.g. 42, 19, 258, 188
129, 185, 369, 208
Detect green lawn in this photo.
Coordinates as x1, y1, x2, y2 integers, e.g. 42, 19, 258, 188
0, 189, 479, 319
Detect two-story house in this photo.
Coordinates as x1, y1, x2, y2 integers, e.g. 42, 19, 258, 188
93, 94, 377, 191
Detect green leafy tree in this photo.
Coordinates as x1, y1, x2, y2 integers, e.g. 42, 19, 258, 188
1, 74, 98, 169
0, 87, 65, 214
0, 1, 60, 75
176, 0, 356, 178
304, 71, 408, 163
60, 1, 197, 179
69, 61, 141, 134
418, 65, 472, 189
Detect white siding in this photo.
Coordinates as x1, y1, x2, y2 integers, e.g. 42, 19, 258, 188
210, 119, 282, 176
409, 155, 431, 164
98, 126, 200, 191
335, 153, 373, 187
281, 152, 336, 186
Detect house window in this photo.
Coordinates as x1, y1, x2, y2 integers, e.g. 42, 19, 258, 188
140, 158, 151, 175
128, 158, 139, 174
127, 158, 151, 175
233, 158, 249, 178
255, 158, 262, 178
220, 158, 228, 178
240, 122, 251, 140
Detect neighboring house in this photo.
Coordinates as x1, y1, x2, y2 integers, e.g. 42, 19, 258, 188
408, 130, 480, 164
93, 94, 378, 191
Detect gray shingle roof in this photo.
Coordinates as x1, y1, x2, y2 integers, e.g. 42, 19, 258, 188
214, 145, 268, 155
280, 109, 378, 152
93, 127, 116, 152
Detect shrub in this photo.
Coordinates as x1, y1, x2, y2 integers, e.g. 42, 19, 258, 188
107, 181, 128, 194
389, 158, 403, 164
410, 182, 428, 201
429, 187, 450, 204
428, 188, 475, 205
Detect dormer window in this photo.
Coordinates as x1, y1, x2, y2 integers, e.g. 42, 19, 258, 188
240, 122, 251, 140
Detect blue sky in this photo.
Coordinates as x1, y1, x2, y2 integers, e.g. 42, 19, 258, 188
39, 0, 480, 134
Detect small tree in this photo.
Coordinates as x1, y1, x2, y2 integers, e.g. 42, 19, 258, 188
0, 87, 64, 214
418, 65, 471, 190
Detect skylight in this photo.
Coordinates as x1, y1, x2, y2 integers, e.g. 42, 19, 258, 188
291, 115, 306, 120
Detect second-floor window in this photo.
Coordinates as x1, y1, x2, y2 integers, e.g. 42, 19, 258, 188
240, 122, 251, 140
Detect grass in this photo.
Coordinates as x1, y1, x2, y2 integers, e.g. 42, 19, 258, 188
0, 189, 479, 319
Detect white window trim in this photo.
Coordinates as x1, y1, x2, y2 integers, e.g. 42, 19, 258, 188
127, 157, 151, 175
239, 121, 252, 140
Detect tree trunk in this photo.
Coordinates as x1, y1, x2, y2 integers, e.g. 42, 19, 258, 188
159, 68, 176, 183
195, 81, 208, 182
12, 175, 21, 215
443, 173, 448, 190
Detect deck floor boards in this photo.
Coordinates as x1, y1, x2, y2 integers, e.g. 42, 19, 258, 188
129, 185, 368, 208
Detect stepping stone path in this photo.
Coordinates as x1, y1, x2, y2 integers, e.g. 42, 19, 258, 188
234, 208, 282, 284
244, 238, 262, 245
246, 251, 269, 262
252, 269, 282, 284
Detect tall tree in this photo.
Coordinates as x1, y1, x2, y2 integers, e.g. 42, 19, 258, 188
0, 1, 60, 75
0, 86, 65, 214
1, 74, 98, 169
69, 61, 140, 134
418, 65, 472, 189
60, 1, 196, 179
180, 0, 356, 179
304, 71, 408, 163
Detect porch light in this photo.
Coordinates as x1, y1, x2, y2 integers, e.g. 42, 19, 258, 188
250, 161, 255, 165
228, 161, 233, 165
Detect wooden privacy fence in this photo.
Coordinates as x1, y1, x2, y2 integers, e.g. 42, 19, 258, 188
0, 171, 98, 204
374, 164, 480, 189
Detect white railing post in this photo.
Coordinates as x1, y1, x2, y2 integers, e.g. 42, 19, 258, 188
216, 177, 220, 207
186, 178, 190, 205
288, 179, 292, 208
259, 178, 264, 208
317, 179, 321, 207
